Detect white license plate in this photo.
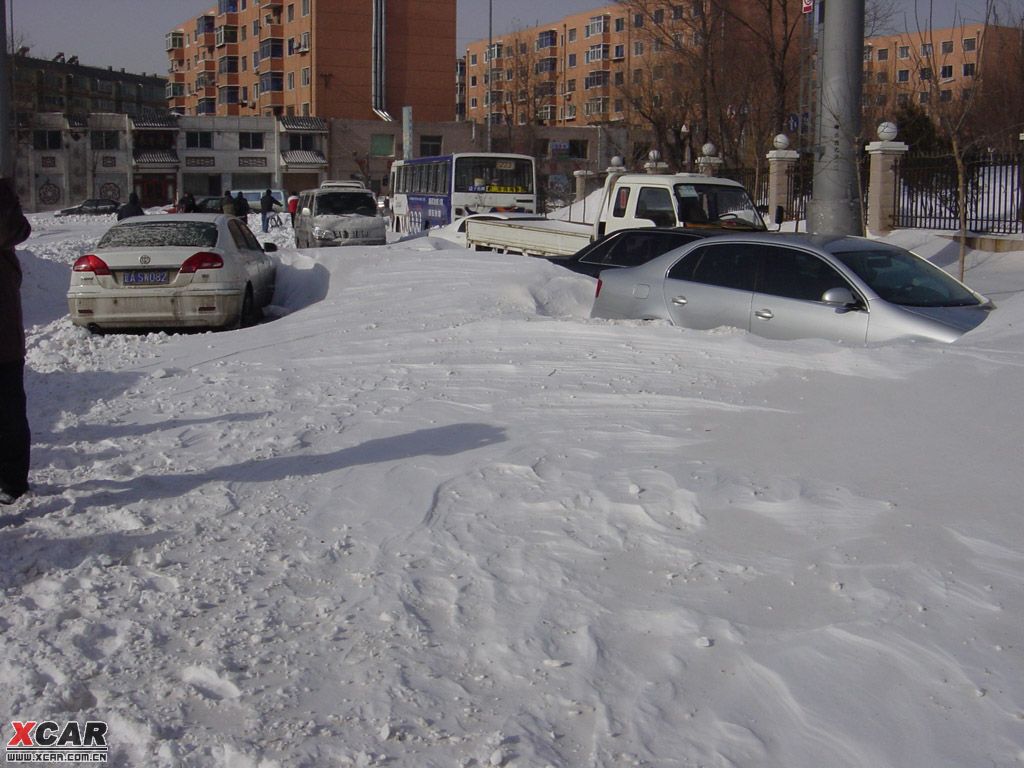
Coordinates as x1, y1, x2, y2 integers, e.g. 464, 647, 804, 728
122, 270, 170, 286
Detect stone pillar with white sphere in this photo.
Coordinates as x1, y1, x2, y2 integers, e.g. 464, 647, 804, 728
865, 121, 909, 236
766, 134, 799, 225
644, 150, 670, 174
696, 143, 723, 177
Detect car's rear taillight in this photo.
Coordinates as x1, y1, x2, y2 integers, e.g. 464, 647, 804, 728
595, 278, 603, 298
72, 254, 111, 276
179, 251, 224, 273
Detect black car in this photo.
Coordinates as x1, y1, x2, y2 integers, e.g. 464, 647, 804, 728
194, 196, 227, 214
55, 198, 120, 217
551, 227, 724, 278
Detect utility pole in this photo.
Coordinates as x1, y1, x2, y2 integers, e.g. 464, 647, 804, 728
0, 0, 11, 179
807, 0, 865, 235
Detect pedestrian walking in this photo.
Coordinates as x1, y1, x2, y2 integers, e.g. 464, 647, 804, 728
234, 191, 250, 220
0, 179, 33, 505
260, 189, 280, 233
287, 191, 299, 227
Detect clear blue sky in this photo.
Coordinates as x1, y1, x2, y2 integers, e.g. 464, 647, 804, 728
7, 0, 988, 76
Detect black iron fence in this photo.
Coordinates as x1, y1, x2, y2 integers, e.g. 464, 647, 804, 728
893, 152, 1024, 235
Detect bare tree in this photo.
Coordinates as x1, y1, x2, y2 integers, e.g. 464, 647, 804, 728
900, 0, 997, 278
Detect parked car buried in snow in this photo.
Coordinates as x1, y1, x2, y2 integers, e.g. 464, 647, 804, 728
591, 233, 994, 344
293, 187, 386, 248
67, 214, 277, 332
55, 198, 120, 217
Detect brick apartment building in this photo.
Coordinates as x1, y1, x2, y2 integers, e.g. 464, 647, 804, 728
863, 23, 1017, 114
166, 0, 455, 122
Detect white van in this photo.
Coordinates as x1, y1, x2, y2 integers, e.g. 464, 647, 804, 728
294, 186, 386, 248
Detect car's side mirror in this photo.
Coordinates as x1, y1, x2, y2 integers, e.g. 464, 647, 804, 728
262, 242, 278, 252
822, 287, 857, 307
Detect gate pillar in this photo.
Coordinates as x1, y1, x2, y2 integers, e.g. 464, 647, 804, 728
865, 122, 908, 236
767, 134, 799, 224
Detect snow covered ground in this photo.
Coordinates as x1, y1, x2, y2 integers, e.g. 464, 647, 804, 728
3, 210, 1024, 767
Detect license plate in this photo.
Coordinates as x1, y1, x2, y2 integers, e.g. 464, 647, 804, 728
122, 270, 170, 286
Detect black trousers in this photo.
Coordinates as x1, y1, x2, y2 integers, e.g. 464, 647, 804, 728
0, 360, 30, 497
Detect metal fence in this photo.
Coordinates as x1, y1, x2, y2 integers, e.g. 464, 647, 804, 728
894, 152, 1024, 235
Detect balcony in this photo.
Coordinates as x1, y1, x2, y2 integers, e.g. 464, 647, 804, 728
259, 23, 283, 41
196, 31, 216, 48
168, 46, 185, 61
260, 0, 283, 6
258, 90, 285, 108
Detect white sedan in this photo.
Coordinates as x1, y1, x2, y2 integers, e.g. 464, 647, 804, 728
68, 214, 277, 332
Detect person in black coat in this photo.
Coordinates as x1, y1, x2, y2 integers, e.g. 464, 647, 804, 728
259, 189, 280, 232
116, 192, 144, 221
0, 179, 32, 505
234, 191, 250, 220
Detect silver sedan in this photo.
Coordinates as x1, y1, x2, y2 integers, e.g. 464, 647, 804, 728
591, 233, 993, 344
68, 214, 277, 332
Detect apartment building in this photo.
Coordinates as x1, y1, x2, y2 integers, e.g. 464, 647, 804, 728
166, 0, 455, 121
9, 51, 167, 122
862, 23, 1015, 113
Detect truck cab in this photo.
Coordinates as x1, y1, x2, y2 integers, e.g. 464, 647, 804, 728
599, 173, 766, 236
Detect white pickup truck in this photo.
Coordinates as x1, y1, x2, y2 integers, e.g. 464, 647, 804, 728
465, 171, 766, 258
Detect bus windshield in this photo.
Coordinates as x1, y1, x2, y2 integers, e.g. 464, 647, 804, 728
673, 183, 766, 230
454, 157, 534, 194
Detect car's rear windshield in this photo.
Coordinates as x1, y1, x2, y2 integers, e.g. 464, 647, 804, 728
832, 246, 981, 307
98, 222, 219, 249
314, 192, 377, 217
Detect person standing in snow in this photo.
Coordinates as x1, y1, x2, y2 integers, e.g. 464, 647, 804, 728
287, 191, 299, 227
222, 190, 236, 217
116, 192, 144, 221
0, 179, 33, 505
259, 189, 280, 233
234, 191, 250, 221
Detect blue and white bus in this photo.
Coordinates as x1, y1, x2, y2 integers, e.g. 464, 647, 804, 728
389, 153, 537, 233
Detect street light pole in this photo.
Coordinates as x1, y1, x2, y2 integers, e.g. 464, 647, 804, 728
0, 0, 12, 178
486, 0, 492, 152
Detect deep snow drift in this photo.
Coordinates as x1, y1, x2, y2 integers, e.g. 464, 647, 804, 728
2, 211, 1023, 767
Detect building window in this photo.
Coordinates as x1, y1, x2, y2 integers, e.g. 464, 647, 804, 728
633, 13, 643, 27
962, 62, 976, 77
897, 69, 909, 83
940, 64, 953, 79
301, 0, 309, 15
470, 97, 478, 108
877, 48, 889, 61
919, 67, 932, 80
613, 44, 625, 59
898, 45, 910, 59
653, 8, 664, 23
289, 133, 315, 150
259, 72, 284, 92
260, 38, 284, 59
920, 43, 933, 56
962, 37, 976, 52
941, 40, 953, 54
470, 75, 477, 86
585, 15, 608, 37
586, 44, 608, 63
919, 91, 929, 104
876, 71, 888, 84
217, 86, 240, 104
568, 28, 577, 42
470, 54, 477, 65
633, 41, 644, 56
939, 89, 952, 102
238, 132, 264, 150
33, 131, 62, 150
287, 3, 295, 22
90, 131, 119, 150
615, 17, 625, 32
301, 67, 311, 86
302, 102, 310, 116
566, 78, 576, 92
370, 134, 395, 157
535, 57, 557, 74
420, 135, 443, 155
568, 53, 577, 68
287, 72, 295, 90
186, 131, 213, 149
537, 30, 557, 49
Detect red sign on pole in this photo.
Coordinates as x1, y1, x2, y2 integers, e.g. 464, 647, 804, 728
802, 0, 814, 13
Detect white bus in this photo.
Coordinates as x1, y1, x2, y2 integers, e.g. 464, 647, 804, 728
389, 152, 537, 233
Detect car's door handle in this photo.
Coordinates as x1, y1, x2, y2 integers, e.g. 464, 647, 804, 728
754, 309, 774, 320
671, 296, 688, 306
